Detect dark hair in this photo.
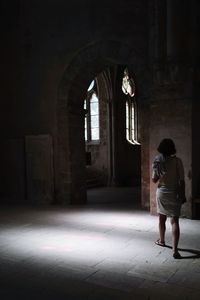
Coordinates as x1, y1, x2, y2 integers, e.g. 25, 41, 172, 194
157, 138, 176, 156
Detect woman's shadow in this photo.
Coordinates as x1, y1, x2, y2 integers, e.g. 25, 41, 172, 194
165, 244, 200, 259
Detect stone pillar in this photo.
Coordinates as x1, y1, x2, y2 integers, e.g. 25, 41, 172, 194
68, 102, 87, 204
166, 0, 193, 60
111, 93, 118, 185
149, 82, 193, 218
154, 0, 167, 62
167, 0, 180, 58
55, 96, 87, 205
140, 98, 150, 209
149, 0, 195, 218
55, 101, 71, 204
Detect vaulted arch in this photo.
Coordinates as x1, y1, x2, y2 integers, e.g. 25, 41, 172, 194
55, 39, 150, 205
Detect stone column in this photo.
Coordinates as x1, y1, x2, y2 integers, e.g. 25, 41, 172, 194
68, 102, 87, 204
154, 0, 167, 62
166, 0, 192, 60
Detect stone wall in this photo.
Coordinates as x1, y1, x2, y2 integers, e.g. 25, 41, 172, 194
0, 0, 198, 218
149, 63, 193, 218
0, 0, 149, 205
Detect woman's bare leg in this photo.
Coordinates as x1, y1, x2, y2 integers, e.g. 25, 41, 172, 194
159, 213, 167, 243
170, 216, 180, 255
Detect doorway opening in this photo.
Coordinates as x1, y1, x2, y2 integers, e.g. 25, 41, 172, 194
83, 66, 141, 207
56, 40, 150, 210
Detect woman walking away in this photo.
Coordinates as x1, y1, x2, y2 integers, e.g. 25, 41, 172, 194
152, 138, 186, 259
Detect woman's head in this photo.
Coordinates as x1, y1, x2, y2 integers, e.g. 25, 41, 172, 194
157, 138, 176, 156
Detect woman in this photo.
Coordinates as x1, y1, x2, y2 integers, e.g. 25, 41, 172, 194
152, 138, 186, 259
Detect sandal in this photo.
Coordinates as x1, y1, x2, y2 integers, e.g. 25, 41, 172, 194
173, 252, 181, 259
155, 239, 165, 247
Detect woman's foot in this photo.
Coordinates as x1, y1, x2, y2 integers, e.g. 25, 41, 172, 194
173, 251, 181, 259
155, 239, 165, 247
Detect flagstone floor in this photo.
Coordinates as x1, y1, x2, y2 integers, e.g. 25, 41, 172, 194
0, 187, 200, 300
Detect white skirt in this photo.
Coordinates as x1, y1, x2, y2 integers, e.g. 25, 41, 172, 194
156, 187, 181, 217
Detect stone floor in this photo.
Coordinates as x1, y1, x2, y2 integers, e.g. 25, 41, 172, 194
0, 187, 200, 300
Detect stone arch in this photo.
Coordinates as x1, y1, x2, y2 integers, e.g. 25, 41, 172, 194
56, 39, 151, 205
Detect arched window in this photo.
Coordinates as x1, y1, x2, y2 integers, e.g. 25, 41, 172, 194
84, 79, 100, 142
122, 68, 139, 144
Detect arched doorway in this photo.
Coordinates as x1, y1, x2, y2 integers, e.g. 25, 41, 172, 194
55, 40, 150, 208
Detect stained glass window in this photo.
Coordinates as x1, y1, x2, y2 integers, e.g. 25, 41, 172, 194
84, 100, 87, 140
122, 69, 139, 144
84, 80, 100, 142
90, 93, 99, 140
87, 80, 95, 92
126, 101, 129, 140
122, 68, 135, 97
